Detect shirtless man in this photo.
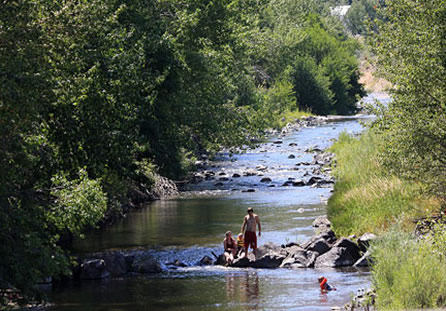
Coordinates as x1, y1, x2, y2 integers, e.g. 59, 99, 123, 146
241, 207, 261, 258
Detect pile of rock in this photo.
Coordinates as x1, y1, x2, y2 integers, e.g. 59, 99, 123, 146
74, 251, 162, 280
213, 216, 376, 269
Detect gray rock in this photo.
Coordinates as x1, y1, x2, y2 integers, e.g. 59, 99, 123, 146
216, 254, 226, 266
314, 247, 358, 268
103, 253, 127, 276
313, 238, 361, 268
312, 215, 331, 228
254, 254, 286, 268
307, 176, 323, 185
357, 233, 377, 252
332, 238, 361, 261
231, 256, 253, 268
243, 170, 257, 176
260, 177, 272, 183
305, 238, 331, 256
167, 260, 187, 267
132, 255, 162, 273
292, 180, 305, 187
232, 173, 241, 178
80, 259, 111, 280
198, 255, 214, 266
288, 154, 296, 159
256, 242, 285, 258
219, 177, 229, 181
242, 189, 255, 192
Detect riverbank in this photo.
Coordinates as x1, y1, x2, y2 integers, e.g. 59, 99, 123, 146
327, 129, 446, 309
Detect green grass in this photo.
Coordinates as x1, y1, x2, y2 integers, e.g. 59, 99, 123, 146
328, 130, 440, 236
371, 229, 446, 309
328, 129, 446, 309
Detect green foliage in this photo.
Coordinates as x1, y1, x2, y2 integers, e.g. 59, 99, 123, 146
370, 0, 446, 203
372, 229, 446, 309
345, 0, 383, 35
48, 169, 107, 237
0, 0, 366, 298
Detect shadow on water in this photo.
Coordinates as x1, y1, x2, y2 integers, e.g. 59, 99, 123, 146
46, 94, 389, 310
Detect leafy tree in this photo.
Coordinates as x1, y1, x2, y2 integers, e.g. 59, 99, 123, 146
371, 0, 446, 203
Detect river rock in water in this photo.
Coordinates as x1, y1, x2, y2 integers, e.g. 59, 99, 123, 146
80, 259, 111, 280
103, 253, 128, 276
131, 255, 162, 273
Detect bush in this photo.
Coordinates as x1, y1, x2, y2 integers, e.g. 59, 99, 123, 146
372, 228, 446, 309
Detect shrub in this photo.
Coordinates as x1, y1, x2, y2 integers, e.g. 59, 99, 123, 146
372, 228, 446, 309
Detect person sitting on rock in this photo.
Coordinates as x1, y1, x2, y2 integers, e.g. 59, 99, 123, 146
318, 276, 336, 292
236, 233, 244, 257
223, 231, 237, 265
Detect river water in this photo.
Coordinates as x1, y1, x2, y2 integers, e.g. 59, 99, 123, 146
43, 94, 389, 311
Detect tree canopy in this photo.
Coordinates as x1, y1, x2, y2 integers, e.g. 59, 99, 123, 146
0, 0, 364, 298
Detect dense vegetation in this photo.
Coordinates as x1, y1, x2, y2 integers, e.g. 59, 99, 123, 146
0, 0, 364, 299
328, 0, 446, 308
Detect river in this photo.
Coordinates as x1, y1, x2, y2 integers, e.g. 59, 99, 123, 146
42, 93, 390, 311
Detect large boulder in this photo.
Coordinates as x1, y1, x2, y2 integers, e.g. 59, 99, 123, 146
231, 256, 255, 268
280, 248, 318, 268
256, 242, 285, 258
131, 255, 162, 273
314, 238, 361, 268
103, 253, 128, 276
254, 254, 286, 268
80, 259, 110, 280
301, 229, 337, 250
357, 233, 377, 252
304, 238, 331, 256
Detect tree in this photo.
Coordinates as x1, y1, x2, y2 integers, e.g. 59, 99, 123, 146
371, 0, 446, 203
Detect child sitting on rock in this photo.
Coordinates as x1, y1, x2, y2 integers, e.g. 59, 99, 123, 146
318, 276, 336, 292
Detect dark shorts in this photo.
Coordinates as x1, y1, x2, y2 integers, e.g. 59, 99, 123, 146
244, 231, 257, 249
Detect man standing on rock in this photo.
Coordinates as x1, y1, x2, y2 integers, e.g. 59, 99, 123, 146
241, 207, 261, 259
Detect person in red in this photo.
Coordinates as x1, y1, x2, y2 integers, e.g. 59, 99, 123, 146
318, 276, 336, 291
241, 207, 261, 258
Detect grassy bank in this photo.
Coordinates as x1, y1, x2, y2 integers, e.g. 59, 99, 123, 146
328, 130, 440, 236
328, 130, 446, 309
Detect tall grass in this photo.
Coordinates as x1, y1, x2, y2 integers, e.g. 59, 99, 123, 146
372, 229, 446, 309
328, 129, 446, 309
328, 130, 440, 236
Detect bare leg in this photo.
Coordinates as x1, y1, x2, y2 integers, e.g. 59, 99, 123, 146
243, 247, 248, 258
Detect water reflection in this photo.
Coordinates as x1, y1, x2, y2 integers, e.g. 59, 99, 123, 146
225, 271, 260, 310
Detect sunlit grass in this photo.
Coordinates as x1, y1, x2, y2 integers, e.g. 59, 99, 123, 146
327, 130, 441, 236
372, 229, 446, 309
